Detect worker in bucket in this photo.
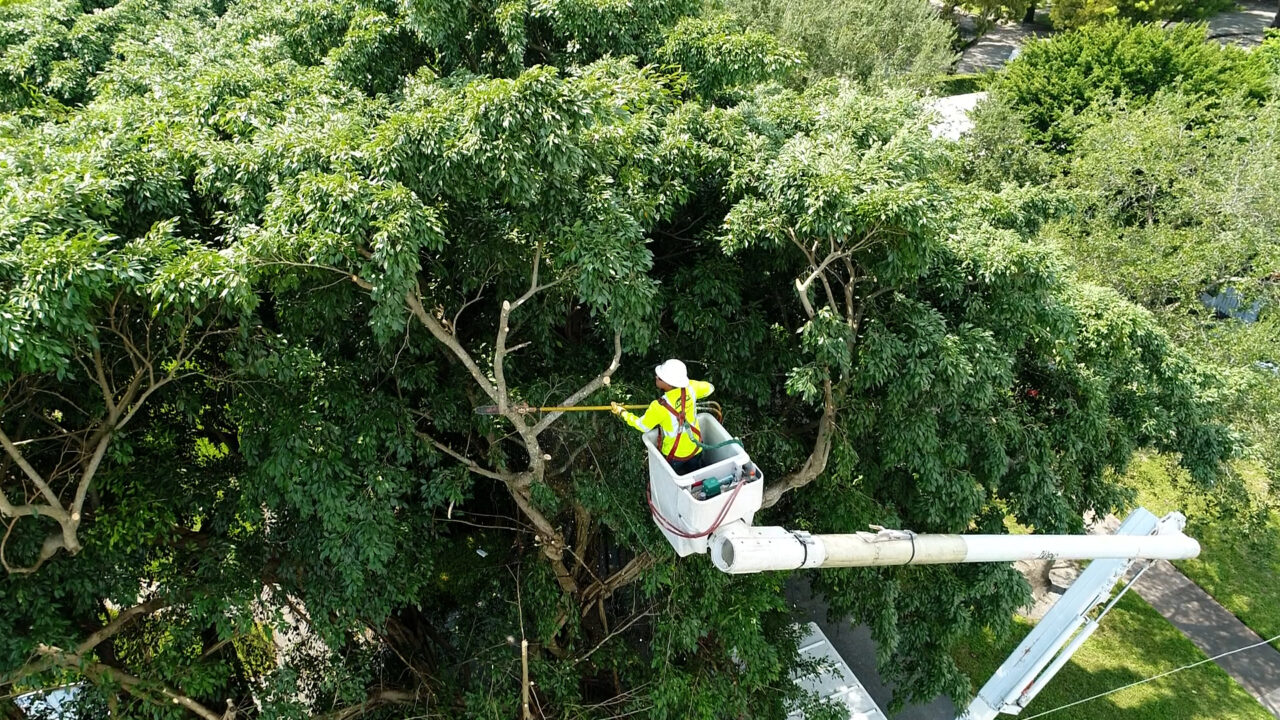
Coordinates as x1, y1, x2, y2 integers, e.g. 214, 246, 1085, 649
611, 359, 714, 475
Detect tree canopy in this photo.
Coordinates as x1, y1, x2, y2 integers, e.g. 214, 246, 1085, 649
0, 1, 1243, 719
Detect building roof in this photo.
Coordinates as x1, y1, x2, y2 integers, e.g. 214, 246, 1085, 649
789, 622, 889, 720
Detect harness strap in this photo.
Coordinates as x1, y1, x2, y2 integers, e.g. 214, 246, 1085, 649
658, 388, 701, 462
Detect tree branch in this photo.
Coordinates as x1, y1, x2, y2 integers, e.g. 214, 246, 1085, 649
762, 378, 835, 509
574, 608, 652, 665
509, 486, 579, 595
3, 599, 165, 684
797, 250, 851, 297
533, 333, 623, 436
28, 647, 223, 720
415, 431, 508, 482
404, 291, 499, 403
0, 521, 62, 576
495, 242, 561, 416
579, 553, 656, 609
0, 426, 69, 519
316, 689, 428, 720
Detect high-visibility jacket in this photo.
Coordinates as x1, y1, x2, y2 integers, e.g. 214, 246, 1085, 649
620, 380, 714, 461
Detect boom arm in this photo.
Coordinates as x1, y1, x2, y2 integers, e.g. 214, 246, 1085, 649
708, 512, 1198, 574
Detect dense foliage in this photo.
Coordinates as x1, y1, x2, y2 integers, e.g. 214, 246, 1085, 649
720, 0, 955, 85
0, 2, 1250, 720
1048, 0, 1234, 29
974, 20, 1280, 564
994, 21, 1272, 149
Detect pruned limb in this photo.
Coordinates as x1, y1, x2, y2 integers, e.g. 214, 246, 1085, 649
495, 243, 561, 416
533, 333, 622, 436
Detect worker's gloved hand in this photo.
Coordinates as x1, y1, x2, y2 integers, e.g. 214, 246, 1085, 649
610, 402, 623, 415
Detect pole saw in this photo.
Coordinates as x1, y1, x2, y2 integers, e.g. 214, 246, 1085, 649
473, 402, 646, 415
475, 401, 723, 417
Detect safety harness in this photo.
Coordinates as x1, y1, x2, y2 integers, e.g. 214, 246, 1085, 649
657, 388, 702, 462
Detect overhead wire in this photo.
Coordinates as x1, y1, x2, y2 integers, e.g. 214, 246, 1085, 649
1021, 632, 1280, 719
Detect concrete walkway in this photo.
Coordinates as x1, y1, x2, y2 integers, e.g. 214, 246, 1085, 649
1130, 559, 1280, 718
1206, 1, 1278, 46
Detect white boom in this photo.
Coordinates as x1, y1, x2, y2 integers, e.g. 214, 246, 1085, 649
708, 512, 1198, 574
959, 507, 1173, 720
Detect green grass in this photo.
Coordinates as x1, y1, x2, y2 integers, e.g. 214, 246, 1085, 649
1121, 453, 1280, 644
954, 593, 1274, 720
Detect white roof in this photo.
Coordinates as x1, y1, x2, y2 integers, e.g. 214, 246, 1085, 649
789, 622, 889, 720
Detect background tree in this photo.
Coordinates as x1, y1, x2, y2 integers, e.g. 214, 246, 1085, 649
719, 0, 956, 85
968, 20, 1280, 650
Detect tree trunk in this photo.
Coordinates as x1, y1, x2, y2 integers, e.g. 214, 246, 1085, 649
1, 700, 28, 720
1271, 0, 1279, 29
1023, 1, 1037, 24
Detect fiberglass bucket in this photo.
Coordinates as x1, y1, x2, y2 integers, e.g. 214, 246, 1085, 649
643, 413, 764, 556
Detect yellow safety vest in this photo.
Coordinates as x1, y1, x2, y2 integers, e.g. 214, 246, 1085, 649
621, 380, 714, 461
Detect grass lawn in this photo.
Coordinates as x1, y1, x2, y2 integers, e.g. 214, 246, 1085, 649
953, 592, 1274, 720
1121, 454, 1280, 644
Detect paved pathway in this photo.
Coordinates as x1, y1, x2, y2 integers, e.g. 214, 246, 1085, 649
1129, 559, 1280, 718
1206, 1, 1278, 46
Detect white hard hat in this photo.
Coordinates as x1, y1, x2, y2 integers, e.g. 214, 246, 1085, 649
654, 359, 689, 388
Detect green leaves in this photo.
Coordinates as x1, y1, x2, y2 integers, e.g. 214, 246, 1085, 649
656, 15, 801, 101
1050, 0, 1235, 28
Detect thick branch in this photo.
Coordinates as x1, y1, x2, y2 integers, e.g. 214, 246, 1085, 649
78, 599, 166, 655
579, 553, 656, 609
415, 431, 508, 482
3, 599, 165, 684
762, 378, 835, 509
31, 647, 223, 720
0, 524, 63, 576
509, 486, 579, 595
68, 429, 113, 533
0, 427, 70, 520
797, 251, 851, 297
404, 291, 499, 403
495, 244, 560, 415
316, 689, 426, 720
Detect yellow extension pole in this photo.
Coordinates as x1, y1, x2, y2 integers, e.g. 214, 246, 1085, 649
520, 404, 648, 413
475, 400, 721, 416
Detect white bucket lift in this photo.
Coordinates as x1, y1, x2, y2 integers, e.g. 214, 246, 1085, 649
643, 413, 765, 556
